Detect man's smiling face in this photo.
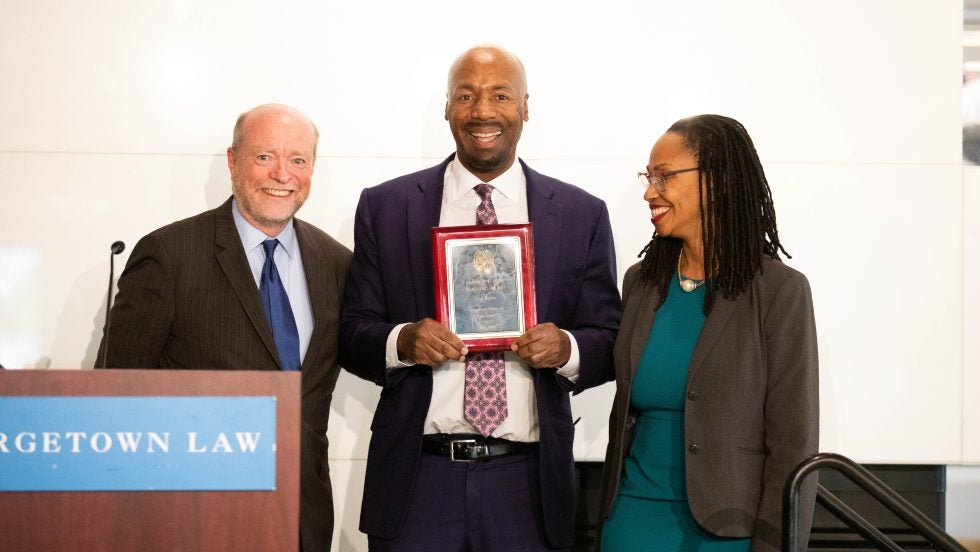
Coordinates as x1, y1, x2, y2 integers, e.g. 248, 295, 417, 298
445, 46, 529, 182
227, 105, 317, 236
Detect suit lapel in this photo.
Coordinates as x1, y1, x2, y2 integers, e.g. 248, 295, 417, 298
213, 198, 281, 367
406, 157, 450, 319
523, 161, 561, 320
295, 219, 335, 372
686, 288, 738, 385
628, 278, 660, 379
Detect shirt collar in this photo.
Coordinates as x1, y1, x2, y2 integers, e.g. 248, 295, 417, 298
231, 198, 297, 258
447, 155, 523, 203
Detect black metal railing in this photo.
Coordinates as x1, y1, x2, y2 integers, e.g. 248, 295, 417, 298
783, 452, 967, 551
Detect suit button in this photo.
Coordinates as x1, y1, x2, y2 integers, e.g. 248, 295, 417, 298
687, 390, 700, 401
688, 444, 701, 455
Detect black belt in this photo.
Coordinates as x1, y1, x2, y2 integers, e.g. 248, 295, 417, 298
421, 434, 535, 462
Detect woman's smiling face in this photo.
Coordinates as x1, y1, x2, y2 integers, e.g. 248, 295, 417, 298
644, 132, 703, 243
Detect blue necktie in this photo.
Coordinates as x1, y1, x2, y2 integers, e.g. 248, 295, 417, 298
260, 239, 300, 371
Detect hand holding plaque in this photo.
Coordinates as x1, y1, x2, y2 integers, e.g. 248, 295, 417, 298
396, 318, 468, 366
510, 322, 571, 368
432, 224, 536, 352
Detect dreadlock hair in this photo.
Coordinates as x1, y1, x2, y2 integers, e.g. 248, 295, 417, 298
638, 114, 790, 313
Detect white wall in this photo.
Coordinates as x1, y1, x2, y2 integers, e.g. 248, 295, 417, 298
0, 1, 975, 550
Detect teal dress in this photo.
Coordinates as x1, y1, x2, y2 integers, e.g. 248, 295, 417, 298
601, 273, 751, 551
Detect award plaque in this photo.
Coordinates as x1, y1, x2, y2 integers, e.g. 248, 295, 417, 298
432, 223, 536, 352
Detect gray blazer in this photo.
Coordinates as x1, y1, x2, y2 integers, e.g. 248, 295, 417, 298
97, 197, 351, 552
597, 256, 819, 551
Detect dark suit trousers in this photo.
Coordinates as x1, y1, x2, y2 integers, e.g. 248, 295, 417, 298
367, 449, 567, 552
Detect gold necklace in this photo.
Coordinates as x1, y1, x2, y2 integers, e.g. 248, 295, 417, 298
677, 249, 705, 293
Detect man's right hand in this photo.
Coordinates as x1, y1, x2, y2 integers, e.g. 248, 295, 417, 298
396, 318, 468, 366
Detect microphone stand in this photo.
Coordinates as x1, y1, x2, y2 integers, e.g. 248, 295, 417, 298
100, 240, 126, 368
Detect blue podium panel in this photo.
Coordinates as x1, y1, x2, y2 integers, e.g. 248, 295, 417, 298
0, 396, 276, 491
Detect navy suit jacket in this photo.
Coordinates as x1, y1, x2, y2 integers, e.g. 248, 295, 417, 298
339, 155, 621, 547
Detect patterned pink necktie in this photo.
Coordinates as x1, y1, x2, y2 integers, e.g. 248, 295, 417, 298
464, 184, 507, 437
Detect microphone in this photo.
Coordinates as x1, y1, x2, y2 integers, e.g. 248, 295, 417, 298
100, 241, 126, 368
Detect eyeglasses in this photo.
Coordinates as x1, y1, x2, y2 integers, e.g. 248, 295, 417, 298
637, 167, 699, 192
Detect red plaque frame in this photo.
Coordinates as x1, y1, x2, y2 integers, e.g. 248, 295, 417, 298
432, 223, 537, 352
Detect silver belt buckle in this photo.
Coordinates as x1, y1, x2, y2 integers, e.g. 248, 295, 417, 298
449, 439, 488, 462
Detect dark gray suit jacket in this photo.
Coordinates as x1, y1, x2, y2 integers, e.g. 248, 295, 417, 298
597, 257, 819, 551
96, 197, 351, 552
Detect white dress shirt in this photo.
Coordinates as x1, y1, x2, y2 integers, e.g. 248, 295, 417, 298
231, 198, 314, 363
383, 157, 580, 442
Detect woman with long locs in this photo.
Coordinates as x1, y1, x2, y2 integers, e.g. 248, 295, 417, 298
596, 114, 819, 551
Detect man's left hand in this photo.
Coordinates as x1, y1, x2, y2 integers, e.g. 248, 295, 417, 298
510, 323, 570, 368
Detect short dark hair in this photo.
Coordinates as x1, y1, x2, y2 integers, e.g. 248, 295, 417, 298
639, 114, 789, 313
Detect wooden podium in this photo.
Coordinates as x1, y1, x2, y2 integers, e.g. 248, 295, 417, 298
0, 369, 300, 552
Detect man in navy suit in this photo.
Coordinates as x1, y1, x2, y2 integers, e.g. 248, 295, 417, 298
339, 45, 620, 551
